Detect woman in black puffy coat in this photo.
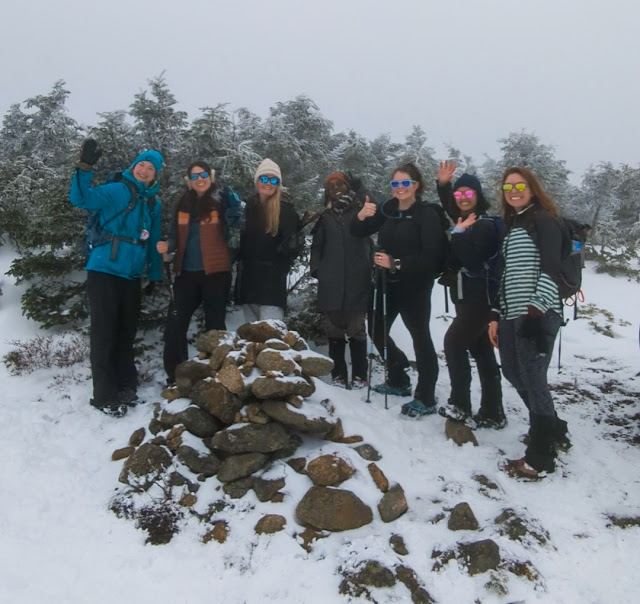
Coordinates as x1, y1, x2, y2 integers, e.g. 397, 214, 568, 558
351, 162, 447, 417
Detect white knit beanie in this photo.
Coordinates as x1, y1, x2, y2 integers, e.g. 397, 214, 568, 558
254, 158, 282, 185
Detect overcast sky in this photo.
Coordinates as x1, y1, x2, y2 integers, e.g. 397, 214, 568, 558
2, 0, 638, 181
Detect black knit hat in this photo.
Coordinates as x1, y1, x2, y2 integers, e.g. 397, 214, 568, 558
452, 173, 490, 216
453, 173, 483, 195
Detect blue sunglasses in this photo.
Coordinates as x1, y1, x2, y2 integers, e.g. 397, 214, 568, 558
390, 179, 416, 189
189, 171, 210, 180
258, 175, 280, 185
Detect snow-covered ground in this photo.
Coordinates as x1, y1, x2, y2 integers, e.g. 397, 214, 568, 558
1, 245, 639, 604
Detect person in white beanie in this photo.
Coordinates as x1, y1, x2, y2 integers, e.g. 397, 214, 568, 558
236, 158, 302, 321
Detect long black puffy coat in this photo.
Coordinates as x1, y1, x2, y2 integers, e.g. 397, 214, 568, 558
310, 204, 373, 312
237, 195, 302, 308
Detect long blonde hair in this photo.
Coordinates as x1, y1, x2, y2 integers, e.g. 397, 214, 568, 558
259, 187, 281, 236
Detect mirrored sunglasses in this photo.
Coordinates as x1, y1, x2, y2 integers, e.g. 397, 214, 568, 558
390, 179, 416, 189
189, 171, 210, 180
502, 182, 528, 192
454, 190, 475, 200
259, 175, 280, 185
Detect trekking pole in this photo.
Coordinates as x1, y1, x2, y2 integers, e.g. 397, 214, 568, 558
381, 267, 389, 411
443, 285, 449, 314
365, 267, 379, 404
161, 237, 177, 318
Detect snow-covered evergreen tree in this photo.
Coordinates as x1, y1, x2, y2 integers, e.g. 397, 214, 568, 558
0, 81, 86, 328
482, 130, 571, 207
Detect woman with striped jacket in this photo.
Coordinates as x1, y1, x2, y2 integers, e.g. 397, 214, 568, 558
488, 167, 570, 479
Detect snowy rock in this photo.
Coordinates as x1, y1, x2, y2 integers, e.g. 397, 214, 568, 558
296, 486, 373, 531
448, 502, 479, 531
339, 561, 396, 597
378, 484, 408, 522
367, 463, 389, 492
191, 380, 244, 424
112, 446, 135, 461
294, 350, 334, 377
354, 443, 381, 461
252, 476, 286, 502
255, 514, 286, 534
128, 427, 146, 447
390, 534, 409, 556
251, 375, 315, 399
209, 344, 234, 371
217, 452, 269, 482
209, 423, 290, 454
444, 419, 478, 447
394, 566, 434, 603
287, 457, 307, 474
261, 400, 336, 435
175, 359, 215, 396
459, 539, 501, 575
159, 405, 222, 438
223, 477, 253, 499
118, 443, 172, 490
264, 338, 290, 351
202, 521, 228, 544
175, 445, 221, 477
284, 330, 308, 351
195, 329, 234, 354
306, 454, 355, 486
237, 320, 287, 343
255, 349, 297, 375
217, 364, 246, 395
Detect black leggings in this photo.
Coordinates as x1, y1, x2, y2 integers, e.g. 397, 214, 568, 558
87, 271, 141, 404
163, 270, 231, 382
444, 302, 502, 416
370, 277, 438, 405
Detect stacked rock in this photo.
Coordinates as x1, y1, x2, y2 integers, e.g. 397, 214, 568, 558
112, 320, 408, 543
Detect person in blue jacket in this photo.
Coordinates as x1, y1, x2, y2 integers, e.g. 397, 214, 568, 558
69, 140, 163, 417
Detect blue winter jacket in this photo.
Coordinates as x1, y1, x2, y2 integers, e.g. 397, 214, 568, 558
69, 168, 163, 281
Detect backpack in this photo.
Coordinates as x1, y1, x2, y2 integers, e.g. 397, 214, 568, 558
528, 216, 590, 301
85, 170, 156, 256
556, 218, 590, 300
424, 202, 452, 277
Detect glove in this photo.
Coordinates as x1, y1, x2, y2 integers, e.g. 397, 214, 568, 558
143, 282, 156, 296
519, 311, 550, 355
79, 139, 102, 166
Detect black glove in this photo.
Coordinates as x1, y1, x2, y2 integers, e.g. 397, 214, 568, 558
519, 313, 550, 355
80, 139, 102, 166
143, 282, 156, 296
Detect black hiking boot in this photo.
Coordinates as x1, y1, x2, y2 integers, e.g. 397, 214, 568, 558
90, 399, 128, 418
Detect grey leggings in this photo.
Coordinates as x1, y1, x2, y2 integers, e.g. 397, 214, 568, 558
498, 311, 562, 416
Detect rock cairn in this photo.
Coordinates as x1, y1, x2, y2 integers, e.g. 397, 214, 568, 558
110, 320, 409, 545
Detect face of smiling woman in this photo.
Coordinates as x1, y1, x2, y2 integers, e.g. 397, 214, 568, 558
188, 166, 212, 196
503, 172, 533, 211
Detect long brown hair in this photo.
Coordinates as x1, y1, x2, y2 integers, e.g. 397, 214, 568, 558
177, 160, 222, 222
499, 166, 559, 218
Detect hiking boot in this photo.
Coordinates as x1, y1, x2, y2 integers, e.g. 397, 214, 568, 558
520, 432, 571, 452
118, 388, 139, 407
503, 457, 547, 480
331, 376, 348, 389
438, 403, 471, 423
90, 399, 128, 418
351, 377, 368, 390
401, 399, 437, 418
473, 410, 507, 430
372, 382, 412, 397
